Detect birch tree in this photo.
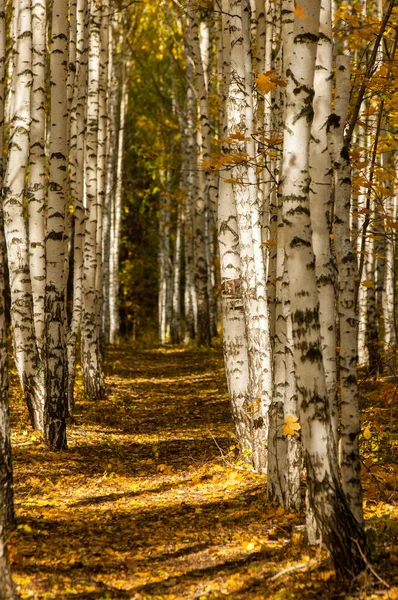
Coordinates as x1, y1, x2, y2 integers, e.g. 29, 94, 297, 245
0, 0, 15, 536
44, 0, 69, 450
281, 0, 368, 577
28, 0, 46, 360
68, 0, 89, 412
328, 55, 364, 525
109, 63, 127, 345
82, 0, 104, 397
3, 0, 45, 431
227, 0, 272, 472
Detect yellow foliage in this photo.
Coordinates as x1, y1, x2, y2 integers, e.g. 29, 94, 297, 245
363, 425, 372, 440
283, 415, 301, 436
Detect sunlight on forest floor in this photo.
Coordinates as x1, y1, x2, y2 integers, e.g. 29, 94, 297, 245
7, 344, 398, 599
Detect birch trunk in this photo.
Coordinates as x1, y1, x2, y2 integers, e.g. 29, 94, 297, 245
3, 0, 45, 431
68, 0, 89, 413
82, 0, 104, 397
281, 1, 368, 577
329, 56, 364, 525
94, 0, 109, 351
102, 17, 117, 342
171, 202, 182, 344
44, 0, 69, 450
183, 56, 198, 343
109, 65, 127, 345
309, 0, 337, 440
228, 0, 272, 472
0, 0, 14, 532
28, 0, 46, 358
158, 173, 172, 345
186, 2, 214, 346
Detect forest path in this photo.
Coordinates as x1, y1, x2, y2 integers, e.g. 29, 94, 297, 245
8, 345, 397, 599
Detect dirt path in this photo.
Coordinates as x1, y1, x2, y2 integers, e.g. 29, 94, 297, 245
8, 345, 397, 599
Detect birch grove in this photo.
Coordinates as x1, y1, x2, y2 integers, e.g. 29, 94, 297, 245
0, 0, 397, 591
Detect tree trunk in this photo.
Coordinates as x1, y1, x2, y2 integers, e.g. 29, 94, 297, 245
28, 0, 46, 360
109, 64, 127, 345
3, 0, 45, 432
68, 0, 89, 413
281, 0, 368, 578
44, 0, 69, 450
309, 0, 338, 441
82, 0, 104, 397
228, 0, 272, 472
0, 0, 14, 531
329, 55, 364, 525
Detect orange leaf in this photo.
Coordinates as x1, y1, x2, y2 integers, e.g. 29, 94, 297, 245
294, 5, 305, 19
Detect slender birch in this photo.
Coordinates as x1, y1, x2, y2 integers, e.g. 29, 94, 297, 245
281, 1, 368, 577
0, 0, 14, 532
228, 0, 272, 472
109, 62, 127, 345
3, 0, 45, 431
68, 0, 89, 412
28, 0, 46, 359
329, 56, 364, 525
309, 0, 337, 440
82, 0, 104, 396
44, 0, 69, 450
183, 55, 198, 343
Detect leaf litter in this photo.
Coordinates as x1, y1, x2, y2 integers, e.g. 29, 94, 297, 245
7, 344, 398, 599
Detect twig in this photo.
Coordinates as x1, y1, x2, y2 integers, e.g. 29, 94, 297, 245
270, 562, 307, 581
208, 431, 257, 472
353, 538, 390, 589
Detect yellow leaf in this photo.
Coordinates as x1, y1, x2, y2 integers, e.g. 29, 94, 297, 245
294, 5, 305, 18
363, 425, 372, 440
362, 280, 374, 288
242, 541, 255, 551
283, 415, 301, 436
18, 524, 33, 534
254, 73, 276, 93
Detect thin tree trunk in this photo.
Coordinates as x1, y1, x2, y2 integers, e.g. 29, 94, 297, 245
0, 0, 14, 532
309, 0, 338, 441
228, 0, 272, 472
28, 0, 46, 360
82, 0, 104, 397
281, 1, 368, 578
44, 0, 69, 450
102, 16, 117, 343
3, 0, 45, 431
109, 65, 127, 345
329, 55, 364, 525
183, 56, 197, 343
68, 0, 88, 413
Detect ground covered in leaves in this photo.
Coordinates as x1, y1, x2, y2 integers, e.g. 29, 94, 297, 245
7, 344, 398, 599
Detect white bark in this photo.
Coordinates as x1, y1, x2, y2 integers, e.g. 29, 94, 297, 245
183, 56, 198, 343
68, 0, 89, 412
281, 1, 368, 577
82, 0, 104, 397
45, 0, 69, 450
309, 0, 337, 441
102, 16, 117, 342
3, 0, 45, 431
0, 0, 14, 533
28, 0, 46, 357
228, 0, 272, 472
329, 55, 364, 525
109, 63, 127, 345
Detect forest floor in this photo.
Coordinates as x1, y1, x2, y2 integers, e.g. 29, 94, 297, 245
7, 343, 398, 599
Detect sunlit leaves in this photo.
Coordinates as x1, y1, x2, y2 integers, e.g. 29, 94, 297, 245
282, 415, 301, 437
254, 71, 287, 94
